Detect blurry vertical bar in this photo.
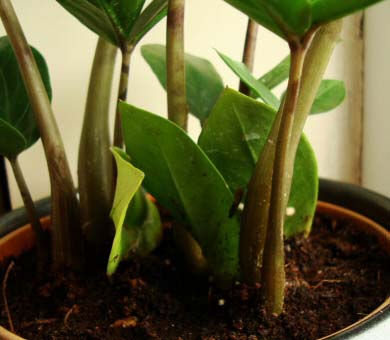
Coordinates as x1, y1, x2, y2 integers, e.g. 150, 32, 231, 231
0, 156, 11, 215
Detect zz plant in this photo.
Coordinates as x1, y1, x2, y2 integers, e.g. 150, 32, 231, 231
0, 0, 384, 322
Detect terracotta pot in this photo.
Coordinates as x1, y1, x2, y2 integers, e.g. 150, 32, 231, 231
0, 180, 389, 340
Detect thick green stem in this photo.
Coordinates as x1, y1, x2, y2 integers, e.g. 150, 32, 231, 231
78, 38, 117, 258
239, 18, 258, 96
289, 21, 343, 163
113, 44, 132, 148
9, 157, 48, 268
167, 0, 187, 130
259, 23, 342, 314
240, 109, 283, 284
261, 45, 307, 315
0, 0, 83, 270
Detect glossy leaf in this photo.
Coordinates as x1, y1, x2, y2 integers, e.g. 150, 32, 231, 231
0, 37, 52, 158
57, 0, 167, 47
56, 0, 119, 45
310, 80, 346, 114
120, 102, 240, 282
99, 0, 146, 38
128, 0, 168, 46
217, 51, 280, 110
198, 89, 318, 237
223, 0, 312, 39
312, 0, 385, 25
280, 79, 346, 115
108, 148, 163, 276
259, 56, 290, 90
142, 44, 224, 123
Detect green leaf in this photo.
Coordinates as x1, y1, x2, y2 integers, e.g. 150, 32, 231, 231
57, 0, 156, 46
56, 0, 119, 45
312, 0, 385, 24
217, 51, 280, 110
100, 0, 146, 38
198, 88, 318, 237
280, 79, 346, 115
310, 80, 346, 114
259, 56, 290, 90
222, 0, 312, 39
120, 102, 240, 282
0, 36, 52, 158
141, 44, 224, 123
108, 148, 163, 276
128, 0, 168, 46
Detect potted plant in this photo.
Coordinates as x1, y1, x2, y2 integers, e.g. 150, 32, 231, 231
0, 0, 389, 339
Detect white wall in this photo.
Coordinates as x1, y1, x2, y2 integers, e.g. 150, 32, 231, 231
363, 1, 390, 197
0, 0, 387, 207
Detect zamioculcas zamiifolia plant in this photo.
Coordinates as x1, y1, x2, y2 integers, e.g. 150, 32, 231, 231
0, 0, 387, 338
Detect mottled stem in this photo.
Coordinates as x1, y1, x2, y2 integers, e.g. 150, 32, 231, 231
78, 38, 117, 258
113, 44, 132, 148
167, 0, 187, 130
0, 0, 83, 270
166, 0, 207, 271
239, 18, 258, 95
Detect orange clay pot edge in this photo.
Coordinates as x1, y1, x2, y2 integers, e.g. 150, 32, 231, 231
0, 202, 389, 340
0, 216, 50, 263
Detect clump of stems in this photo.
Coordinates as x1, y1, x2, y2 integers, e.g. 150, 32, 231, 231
241, 21, 343, 314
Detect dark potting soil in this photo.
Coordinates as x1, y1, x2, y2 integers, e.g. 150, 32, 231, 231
0, 214, 389, 340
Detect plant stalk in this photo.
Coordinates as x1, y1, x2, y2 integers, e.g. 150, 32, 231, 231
78, 38, 117, 258
9, 157, 48, 269
261, 44, 307, 315
113, 44, 133, 148
239, 108, 283, 284
0, 0, 83, 270
289, 21, 343, 163
166, 0, 207, 271
239, 18, 258, 95
260, 23, 342, 313
167, 0, 188, 130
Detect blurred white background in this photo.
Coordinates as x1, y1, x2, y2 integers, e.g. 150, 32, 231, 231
0, 0, 389, 207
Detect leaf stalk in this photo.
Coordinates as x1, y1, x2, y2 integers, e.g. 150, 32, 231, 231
78, 38, 117, 257
239, 18, 258, 95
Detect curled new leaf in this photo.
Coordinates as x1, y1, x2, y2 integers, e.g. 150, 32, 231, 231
107, 147, 162, 275
0, 36, 51, 158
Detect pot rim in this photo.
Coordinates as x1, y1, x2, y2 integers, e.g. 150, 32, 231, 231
0, 198, 389, 340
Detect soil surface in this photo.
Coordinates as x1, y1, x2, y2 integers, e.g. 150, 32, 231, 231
0, 214, 389, 340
